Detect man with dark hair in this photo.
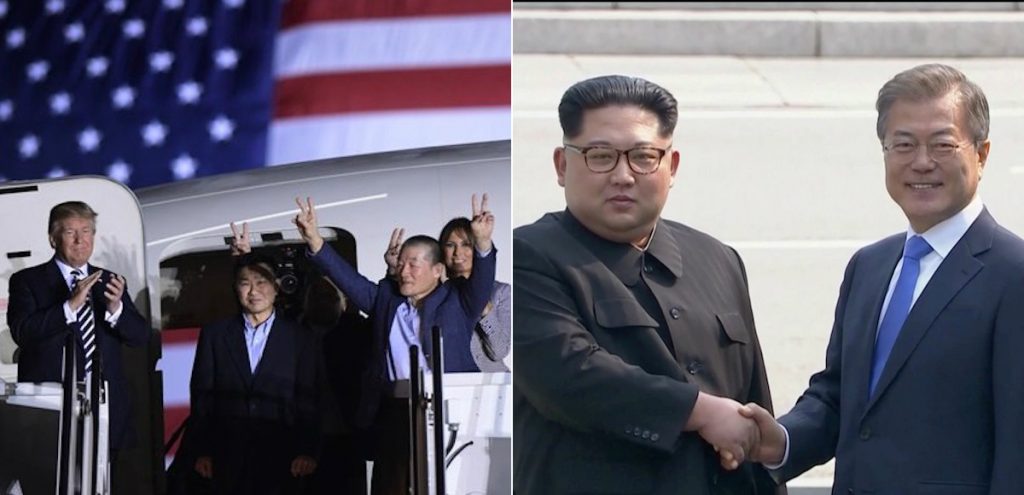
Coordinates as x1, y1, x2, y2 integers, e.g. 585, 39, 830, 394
514, 75, 781, 494
7, 201, 150, 458
292, 194, 496, 495
189, 252, 320, 493
740, 64, 1024, 493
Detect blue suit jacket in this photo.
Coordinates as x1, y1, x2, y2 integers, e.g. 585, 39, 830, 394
309, 243, 495, 426
189, 314, 320, 493
7, 257, 150, 450
777, 209, 1024, 494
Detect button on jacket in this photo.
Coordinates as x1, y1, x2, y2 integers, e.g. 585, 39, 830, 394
514, 211, 782, 495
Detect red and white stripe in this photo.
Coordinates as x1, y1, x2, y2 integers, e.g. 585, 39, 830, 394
159, 327, 199, 461
268, 0, 511, 165
160, 2, 510, 460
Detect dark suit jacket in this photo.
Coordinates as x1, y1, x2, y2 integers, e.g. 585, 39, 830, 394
514, 211, 781, 495
189, 314, 320, 494
7, 257, 150, 450
308, 243, 495, 427
777, 209, 1024, 494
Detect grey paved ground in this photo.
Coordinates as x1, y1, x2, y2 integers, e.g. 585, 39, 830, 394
513, 54, 1024, 487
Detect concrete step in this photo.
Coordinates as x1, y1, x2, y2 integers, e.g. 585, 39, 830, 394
513, 9, 1024, 56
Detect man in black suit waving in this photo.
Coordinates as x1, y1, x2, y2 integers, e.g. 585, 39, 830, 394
7, 201, 151, 457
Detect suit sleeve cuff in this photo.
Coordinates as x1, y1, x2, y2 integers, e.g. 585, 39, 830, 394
105, 303, 123, 326
63, 301, 77, 324
762, 424, 791, 470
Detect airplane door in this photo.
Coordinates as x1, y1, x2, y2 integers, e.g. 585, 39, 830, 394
0, 176, 159, 494
154, 227, 358, 469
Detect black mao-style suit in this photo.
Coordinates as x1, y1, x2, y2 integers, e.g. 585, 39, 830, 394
189, 314, 320, 495
776, 209, 1024, 494
514, 211, 781, 495
7, 258, 150, 451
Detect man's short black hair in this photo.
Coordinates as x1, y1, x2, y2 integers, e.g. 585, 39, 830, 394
401, 235, 443, 265
558, 75, 678, 139
234, 252, 279, 285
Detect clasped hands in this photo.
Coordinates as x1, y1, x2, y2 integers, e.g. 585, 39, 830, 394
688, 393, 787, 470
67, 270, 127, 314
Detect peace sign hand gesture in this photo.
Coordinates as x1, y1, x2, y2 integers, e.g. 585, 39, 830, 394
293, 196, 324, 253
384, 227, 404, 276
229, 221, 251, 256
470, 193, 494, 253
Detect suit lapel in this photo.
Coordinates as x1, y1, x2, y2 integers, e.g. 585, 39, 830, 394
850, 239, 902, 418
226, 317, 254, 385
47, 258, 71, 300
865, 211, 993, 412
252, 317, 293, 387
418, 286, 447, 369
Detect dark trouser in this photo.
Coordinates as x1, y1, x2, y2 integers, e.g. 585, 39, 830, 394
311, 433, 367, 495
371, 398, 411, 495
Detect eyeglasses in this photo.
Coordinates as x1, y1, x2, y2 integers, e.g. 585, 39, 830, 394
882, 140, 971, 164
563, 144, 669, 175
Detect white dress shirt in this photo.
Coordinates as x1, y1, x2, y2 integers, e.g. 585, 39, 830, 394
57, 258, 123, 326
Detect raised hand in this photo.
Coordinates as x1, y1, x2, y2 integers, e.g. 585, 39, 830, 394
103, 273, 126, 314
384, 227, 404, 276
470, 193, 495, 253
229, 221, 251, 256
293, 196, 324, 253
738, 402, 787, 465
68, 271, 103, 312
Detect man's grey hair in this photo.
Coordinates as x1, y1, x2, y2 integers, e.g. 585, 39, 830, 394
48, 201, 98, 239
876, 63, 990, 146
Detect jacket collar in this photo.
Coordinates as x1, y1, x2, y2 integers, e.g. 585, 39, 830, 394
557, 209, 684, 286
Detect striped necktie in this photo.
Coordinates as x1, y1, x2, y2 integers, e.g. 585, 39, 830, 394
70, 269, 96, 374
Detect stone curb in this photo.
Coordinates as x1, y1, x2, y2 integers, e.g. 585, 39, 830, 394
513, 10, 1024, 57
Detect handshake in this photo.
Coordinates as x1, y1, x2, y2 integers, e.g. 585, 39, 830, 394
687, 392, 787, 470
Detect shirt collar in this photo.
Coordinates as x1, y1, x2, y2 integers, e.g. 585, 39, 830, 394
909, 194, 984, 259
243, 310, 276, 333
54, 257, 88, 285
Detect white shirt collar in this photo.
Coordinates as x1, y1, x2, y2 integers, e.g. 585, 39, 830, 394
54, 257, 88, 287
908, 194, 984, 259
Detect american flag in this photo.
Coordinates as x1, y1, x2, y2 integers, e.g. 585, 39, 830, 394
0, 0, 511, 188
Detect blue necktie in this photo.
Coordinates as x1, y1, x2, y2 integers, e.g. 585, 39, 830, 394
869, 235, 933, 396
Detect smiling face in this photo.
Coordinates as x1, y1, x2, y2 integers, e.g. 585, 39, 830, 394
397, 244, 444, 303
443, 228, 474, 279
236, 265, 277, 318
554, 105, 679, 246
50, 215, 95, 267
882, 92, 989, 233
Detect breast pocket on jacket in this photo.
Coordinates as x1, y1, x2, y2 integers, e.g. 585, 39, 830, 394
593, 298, 659, 330
592, 298, 669, 368
716, 312, 749, 346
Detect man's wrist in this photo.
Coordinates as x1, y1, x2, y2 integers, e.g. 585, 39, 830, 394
762, 424, 790, 469
309, 237, 324, 254
684, 392, 717, 431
